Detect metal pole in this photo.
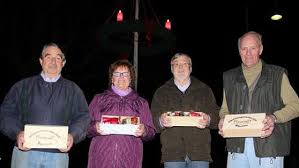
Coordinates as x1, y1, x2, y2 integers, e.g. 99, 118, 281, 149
134, 0, 139, 90
245, 0, 249, 31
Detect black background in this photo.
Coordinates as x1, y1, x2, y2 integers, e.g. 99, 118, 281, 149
1, 0, 299, 167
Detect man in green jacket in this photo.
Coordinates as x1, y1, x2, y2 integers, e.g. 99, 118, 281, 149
218, 31, 299, 168
151, 53, 219, 168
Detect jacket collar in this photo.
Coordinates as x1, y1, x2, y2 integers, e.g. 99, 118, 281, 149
234, 60, 273, 88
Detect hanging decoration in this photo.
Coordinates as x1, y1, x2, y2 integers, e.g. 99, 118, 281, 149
117, 10, 123, 22
164, 19, 171, 30
98, 0, 176, 57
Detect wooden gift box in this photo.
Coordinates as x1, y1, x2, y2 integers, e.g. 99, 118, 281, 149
166, 111, 203, 127
100, 115, 140, 135
24, 124, 68, 149
222, 113, 266, 138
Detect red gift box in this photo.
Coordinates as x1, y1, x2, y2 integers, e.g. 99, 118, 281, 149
102, 116, 119, 124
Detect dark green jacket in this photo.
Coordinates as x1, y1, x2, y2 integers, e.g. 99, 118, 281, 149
151, 76, 219, 162
223, 62, 291, 157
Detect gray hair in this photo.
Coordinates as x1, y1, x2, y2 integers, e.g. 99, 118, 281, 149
238, 31, 263, 50
40, 43, 66, 61
170, 52, 192, 66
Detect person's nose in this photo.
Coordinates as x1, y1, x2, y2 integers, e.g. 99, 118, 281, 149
119, 73, 128, 78
178, 64, 184, 69
50, 57, 56, 63
246, 48, 252, 56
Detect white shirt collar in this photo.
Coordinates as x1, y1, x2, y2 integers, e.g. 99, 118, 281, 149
174, 78, 191, 93
40, 72, 61, 82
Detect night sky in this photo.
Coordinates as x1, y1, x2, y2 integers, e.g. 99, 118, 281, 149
0, 0, 298, 167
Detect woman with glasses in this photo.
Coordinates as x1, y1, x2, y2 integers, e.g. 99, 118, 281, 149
87, 59, 156, 168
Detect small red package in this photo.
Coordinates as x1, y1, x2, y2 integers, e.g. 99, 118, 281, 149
102, 116, 119, 124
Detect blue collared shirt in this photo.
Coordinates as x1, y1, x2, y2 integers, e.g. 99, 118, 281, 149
174, 78, 191, 93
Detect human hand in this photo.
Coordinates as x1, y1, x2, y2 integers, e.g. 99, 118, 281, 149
218, 118, 225, 137
135, 124, 146, 137
196, 112, 210, 129
59, 134, 73, 152
261, 115, 275, 138
160, 113, 172, 127
16, 131, 30, 151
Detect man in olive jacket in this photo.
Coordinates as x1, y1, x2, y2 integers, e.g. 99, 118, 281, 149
151, 53, 219, 168
218, 31, 299, 168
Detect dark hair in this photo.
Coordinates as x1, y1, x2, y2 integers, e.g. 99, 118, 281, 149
108, 59, 135, 88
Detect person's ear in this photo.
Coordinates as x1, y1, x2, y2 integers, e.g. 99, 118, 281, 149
39, 58, 43, 66
259, 45, 263, 55
63, 60, 66, 67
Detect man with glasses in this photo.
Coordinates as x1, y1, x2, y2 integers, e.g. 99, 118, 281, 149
0, 43, 90, 168
151, 53, 219, 168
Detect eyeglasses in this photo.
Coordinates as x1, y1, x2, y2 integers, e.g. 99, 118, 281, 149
171, 63, 190, 68
112, 72, 130, 77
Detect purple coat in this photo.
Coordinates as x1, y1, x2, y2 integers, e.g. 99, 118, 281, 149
87, 89, 156, 168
